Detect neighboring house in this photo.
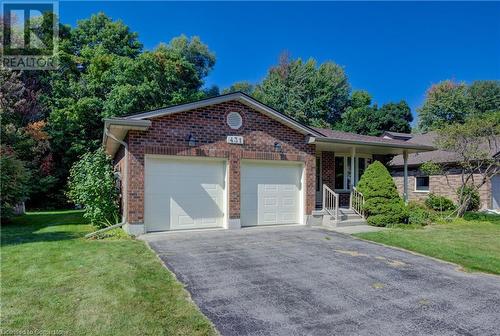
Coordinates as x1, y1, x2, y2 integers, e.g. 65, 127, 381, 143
103, 92, 433, 235
384, 131, 500, 210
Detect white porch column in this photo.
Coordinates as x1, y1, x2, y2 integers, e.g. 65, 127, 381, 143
403, 150, 409, 203
350, 147, 356, 188
350, 147, 356, 208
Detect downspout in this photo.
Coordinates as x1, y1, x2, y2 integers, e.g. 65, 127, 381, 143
85, 127, 129, 238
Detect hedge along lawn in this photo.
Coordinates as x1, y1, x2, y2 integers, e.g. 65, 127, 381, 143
355, 212, 500, 275
1, 210, 216, 336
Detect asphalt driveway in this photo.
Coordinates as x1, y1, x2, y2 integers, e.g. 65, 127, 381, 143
144, 226, 500, 336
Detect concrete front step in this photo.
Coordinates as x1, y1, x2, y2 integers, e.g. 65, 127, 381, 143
311, 208, 367, 228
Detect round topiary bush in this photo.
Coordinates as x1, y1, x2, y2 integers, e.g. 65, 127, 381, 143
356, 161, 407, 227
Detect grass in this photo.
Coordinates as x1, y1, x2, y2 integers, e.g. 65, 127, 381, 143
355, 212, 500, 275
1, 210, 216, 336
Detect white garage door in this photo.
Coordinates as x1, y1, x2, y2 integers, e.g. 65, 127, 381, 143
241, 161, 303, 227
145, 157, 226, 232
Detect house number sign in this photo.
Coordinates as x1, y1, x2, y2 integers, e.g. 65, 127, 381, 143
226, 135, 244, 145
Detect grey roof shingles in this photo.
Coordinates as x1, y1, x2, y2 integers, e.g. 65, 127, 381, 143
388, 132, 500, 167
313, 127, 429, 147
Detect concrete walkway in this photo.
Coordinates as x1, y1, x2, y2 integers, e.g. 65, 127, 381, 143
329, 224, 385, 234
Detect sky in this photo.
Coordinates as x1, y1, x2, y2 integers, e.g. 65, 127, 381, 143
59, 1, 500, 122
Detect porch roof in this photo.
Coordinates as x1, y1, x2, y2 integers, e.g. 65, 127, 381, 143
309, 128, 435, 155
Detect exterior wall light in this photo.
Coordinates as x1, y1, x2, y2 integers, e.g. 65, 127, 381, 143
274, 142, 282, 152
187, 133, 197, 147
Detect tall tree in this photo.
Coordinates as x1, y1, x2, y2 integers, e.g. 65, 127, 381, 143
69, 12, 142, 58
468, 80, 500, 115
43, 13, 216, 207
336, 92, 412, 136
222, 81, 255, 95
253, 52, 350, 127
417, 80, 500, 132
337, 90, 376, 135
376, 101, 413, 134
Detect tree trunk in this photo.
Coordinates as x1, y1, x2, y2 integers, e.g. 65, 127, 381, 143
456, 194, 471, 218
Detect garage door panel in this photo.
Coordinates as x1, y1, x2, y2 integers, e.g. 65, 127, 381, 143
241, 162, 302, 227
145, 157, 225, 232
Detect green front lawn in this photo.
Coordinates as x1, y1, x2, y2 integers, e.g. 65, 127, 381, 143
355, 212, 500, 274
1, 211, 216, 336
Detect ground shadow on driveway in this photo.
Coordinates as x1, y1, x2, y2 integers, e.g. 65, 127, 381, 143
144, 226, 500, 336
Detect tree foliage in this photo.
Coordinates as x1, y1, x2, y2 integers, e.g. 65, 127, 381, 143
67, 148, 119, 227
356, 161, 407, 227
2, 13, 217, 210
337, 91, 413, 135
417, 80, 500, 132
1, 69, 57, 208
0, 147, 31, 220
69, 12, 142, 58
41, 15, 216, 206
222, 81, 255, 95
253, 52, 350, 127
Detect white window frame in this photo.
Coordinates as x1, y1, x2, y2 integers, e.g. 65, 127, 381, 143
334, 154, 372, 192
414, 176, 430, 193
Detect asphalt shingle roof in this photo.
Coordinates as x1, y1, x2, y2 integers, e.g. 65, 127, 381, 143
313, 128, 423, 147
388, 132, 500, 167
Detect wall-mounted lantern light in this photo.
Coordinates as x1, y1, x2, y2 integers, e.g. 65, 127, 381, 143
274, 142, 282, 152
187, 133, 197, 147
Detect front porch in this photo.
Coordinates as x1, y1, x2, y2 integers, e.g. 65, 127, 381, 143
309, 133, 429, 226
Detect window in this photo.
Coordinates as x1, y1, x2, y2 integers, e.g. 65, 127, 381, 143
334, 156, 344, 189
334, 156, 372, 190
357, 158, 366, 183
346, 156, 352, 189
415, 176, 430, 192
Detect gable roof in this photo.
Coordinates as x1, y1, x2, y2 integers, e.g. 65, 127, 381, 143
122, 91, 323, 137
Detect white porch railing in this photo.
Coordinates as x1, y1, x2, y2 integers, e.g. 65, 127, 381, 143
322, 184, 339, 222
351, 186, 365, 218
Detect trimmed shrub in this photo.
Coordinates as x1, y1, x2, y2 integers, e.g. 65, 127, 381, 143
407, 201, 435, 226
356, 161, 407, 227
425, 193, 455, 211
457, 186, 480, 211
67, 148, 119, 228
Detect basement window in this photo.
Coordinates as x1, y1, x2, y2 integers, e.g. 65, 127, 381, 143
415, 176, 430, 192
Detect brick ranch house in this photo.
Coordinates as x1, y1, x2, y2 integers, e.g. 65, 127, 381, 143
103, 92, 434, 235
384, 131, 500, 210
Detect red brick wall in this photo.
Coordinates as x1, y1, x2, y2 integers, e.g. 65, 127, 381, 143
391, 167, 492, 209
125, 100, 316, 224
321, 151, 335, 189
